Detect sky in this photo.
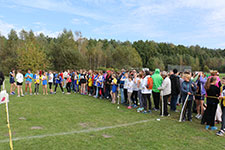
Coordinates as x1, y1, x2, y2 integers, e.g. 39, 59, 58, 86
0, 0, 225, 49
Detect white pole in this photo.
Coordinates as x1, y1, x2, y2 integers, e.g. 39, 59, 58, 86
179, 95, 189, 122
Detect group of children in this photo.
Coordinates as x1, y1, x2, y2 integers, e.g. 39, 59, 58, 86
3, 68, 225, 137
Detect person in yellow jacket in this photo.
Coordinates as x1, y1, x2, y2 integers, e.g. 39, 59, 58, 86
34, 71, 40, 95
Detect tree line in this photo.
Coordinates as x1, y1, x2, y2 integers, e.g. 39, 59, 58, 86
0, 29, 225, 74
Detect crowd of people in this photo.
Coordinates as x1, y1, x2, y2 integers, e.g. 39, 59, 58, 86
0, 68, 225, 136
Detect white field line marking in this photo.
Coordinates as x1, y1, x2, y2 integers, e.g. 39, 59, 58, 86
0, 119, 157, 143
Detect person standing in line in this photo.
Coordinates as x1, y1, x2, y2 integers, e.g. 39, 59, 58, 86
170, 69, 180, 112
34, 70, 40, 95
158, 71, 171, 116
151, 68, 163, 111
41, 72, 48, 95
9, 69, 16, 95
48, 71, 54, 94
25, 69, 33, 95
0, 71, 5, 91
16, 70, 24, 97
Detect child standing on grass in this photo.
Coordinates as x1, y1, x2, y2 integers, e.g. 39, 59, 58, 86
54, 73, 64, 94
66, 74, 72, 94
127, 75, 133, 109
16, 70, 24, 97
217, 77, 225, 136
203, 76, 220, 130
25, 69, 33, 95
111, 74, 117, 104
34, 70, 40, 95
9, 69, 16, 95
48, 71, 54, 94
42, 72, 48, 95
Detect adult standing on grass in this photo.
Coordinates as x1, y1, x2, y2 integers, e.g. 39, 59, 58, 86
151, 68, 163, 111
170, 69, 180, 112
158, 71, 171, 116
141, 71, 153, 114
204, 77, 220, 130
25, 69, 33, 95
105, 71, 112, 99
9, 69, 16, 95
16, 70, 24, 97
0, 71, 5, 91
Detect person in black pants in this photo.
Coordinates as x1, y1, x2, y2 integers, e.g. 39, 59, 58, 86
204, 77, 220, 130
0, 71, 4, 91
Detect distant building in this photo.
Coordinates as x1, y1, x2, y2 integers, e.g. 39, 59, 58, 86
168, 65, 192, 72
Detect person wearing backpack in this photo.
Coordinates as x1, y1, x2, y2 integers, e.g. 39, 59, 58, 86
151, 68, 163, 111
158, 71, 171, 116
141, 71, 153, 114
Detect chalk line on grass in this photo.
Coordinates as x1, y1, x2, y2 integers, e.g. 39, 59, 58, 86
0, 119, 158, 143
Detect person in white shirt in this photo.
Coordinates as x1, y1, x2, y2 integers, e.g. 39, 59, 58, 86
48, 71, 54, 94
132, 73, 139, 108
16, 70, 24, 97
137, 73, 144, 112
158, 71, 171, 116
141, 71, 152, 114
123, 73, 129, 105
127, 76, 133, 109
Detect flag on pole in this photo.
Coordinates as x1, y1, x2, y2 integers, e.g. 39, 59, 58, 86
0, 90, 9, 105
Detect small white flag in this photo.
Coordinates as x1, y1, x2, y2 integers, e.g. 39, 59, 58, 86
0, 90, 9, 104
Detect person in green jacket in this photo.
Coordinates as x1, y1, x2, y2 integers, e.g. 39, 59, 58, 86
151, 68, 163, 111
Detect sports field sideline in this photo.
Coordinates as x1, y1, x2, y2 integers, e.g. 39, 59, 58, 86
0, 78, 225, 150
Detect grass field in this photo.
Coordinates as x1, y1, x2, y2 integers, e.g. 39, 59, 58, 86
0, 79, 225, 150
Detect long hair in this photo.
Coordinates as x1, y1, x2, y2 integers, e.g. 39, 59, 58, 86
204, 76, 217, 91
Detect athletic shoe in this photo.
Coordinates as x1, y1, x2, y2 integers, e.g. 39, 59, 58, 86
37, 93, 39, 95
34, 93, 36, 95
133, 105, 137, 108
128, 106, 132, 109
188, 119, 192, 122
30, 93, 32, 96
195, 114, 200, 119
153, 108, 159, 111
216, 130, 224, 136
21, 94, 24, 97
10, 92, 14, 95
148, 110, 152, 114
62, 92, 65, 94
142, 110, 147, 114
205, 125, 210, 130
17, 95, 20, 97
211, 126, 218, 130
197, 115, 202, 120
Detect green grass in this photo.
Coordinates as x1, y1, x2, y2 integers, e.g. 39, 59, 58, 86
220, 73, 225, 78
0, 79, 225, 150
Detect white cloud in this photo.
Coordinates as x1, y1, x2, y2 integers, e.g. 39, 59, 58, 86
0, 19, 15, 36
71, 18, 88, 25
34, 30, 61, 38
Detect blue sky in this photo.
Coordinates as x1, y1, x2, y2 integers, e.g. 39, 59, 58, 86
0, 0, 225, 49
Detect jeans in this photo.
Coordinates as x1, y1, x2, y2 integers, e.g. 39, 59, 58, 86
138, 90, 143, 107
95, 87, 99, 98
34, 83, 39, 94
142, 94, 151, 111
131, 91, 138, 105
120, 88, 124, 103
124, 89, 128, 103
171, 95, 178, 111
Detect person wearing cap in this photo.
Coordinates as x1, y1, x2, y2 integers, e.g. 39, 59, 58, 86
158, 71, 171, 116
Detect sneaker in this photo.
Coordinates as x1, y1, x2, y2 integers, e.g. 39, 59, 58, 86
216, 130, 225, 136
30, 93, 32, 96
147, 110, 152, 113
17, 95, 20, 97
62, 92, 65, 94
34, 93, 36, 95
197, 115, 202, 120
153, 108, 158, 111
37, 93, 39, 95
21, 94, 24, 97
128, 106, 132, 109
133, 105, 137, 108
205, 125, 210, 130
188, 119, 192, 122
195, 114, 200, 119
142, 110, 147, 114
211, 126, 218, 131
